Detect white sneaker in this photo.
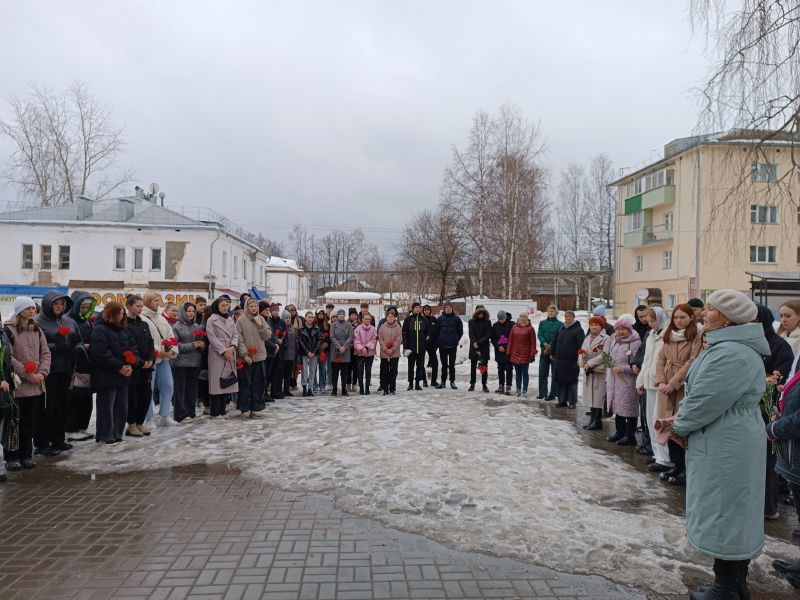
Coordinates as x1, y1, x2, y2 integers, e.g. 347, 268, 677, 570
144, 418, 158, 430
180, 417, 193, 424
158, 416, 179, 427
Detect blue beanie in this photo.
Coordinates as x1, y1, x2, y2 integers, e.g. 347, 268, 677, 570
592, 305, 606, 317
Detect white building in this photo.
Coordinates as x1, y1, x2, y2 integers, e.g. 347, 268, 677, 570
0, 195, 310, 315
264, 256, 312, 309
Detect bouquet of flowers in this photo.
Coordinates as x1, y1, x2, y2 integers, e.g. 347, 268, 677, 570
478, 360, 488, 375
247, 347, 258, 357
162, 337, 178, 352
193, 329, 207, 342
601, 351, 613, 370
385, 341, 395, 351
57, 325, 71, 336
762, 371, 783, 456
319, 352, 327, 362
24, 361, 37, 374
236, 358, 245, 370
123, 350, 137, 365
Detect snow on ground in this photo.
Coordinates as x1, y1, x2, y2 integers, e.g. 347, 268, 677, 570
58, 360, 795, 595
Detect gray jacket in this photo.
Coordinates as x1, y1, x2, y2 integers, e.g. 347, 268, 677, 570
330, 319, 353, 363
171, 305, 202, 368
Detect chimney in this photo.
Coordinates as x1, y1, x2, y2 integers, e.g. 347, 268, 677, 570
75, 196, 93, 220
118, 198, 135, 221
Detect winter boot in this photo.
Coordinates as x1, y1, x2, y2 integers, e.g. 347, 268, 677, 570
450, 381, 457, 390
606, 416, 626, 443
431, 379, 439, 388
521, 389, 528, 398
690, 559, 741, 600
586, 408, 603, 431
422, 379, 428, 388
505, 386, 512, 396
468, 383, 475, 392
415, 382, 423, 391
495, 386, 504, 394
482, 383, 490, 393
616, 417, 638, 446
407, 383, 414, 391
516, 388, 522, 397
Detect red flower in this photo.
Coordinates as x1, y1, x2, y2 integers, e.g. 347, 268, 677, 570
478, 365, 488, 375
153, 349, 161, 359
577, 349, 586, 355
385, 341, 395, 349
334, 356, 342, 363
57, 325, 71, 336
162, 337, 178, 350
123, 350, 137, 365
24, 361, 37, 374
247, 347, 258, 356
193, 329, 207, 339
236, 358, 245, 370
323, 331, 330, 338
319, 352, 327, 361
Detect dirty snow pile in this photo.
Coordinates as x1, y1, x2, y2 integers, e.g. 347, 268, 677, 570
59, 384, 794, 594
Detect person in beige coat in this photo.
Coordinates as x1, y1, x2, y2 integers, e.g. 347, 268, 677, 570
579, 316, 609, 430
206, 296, 239, 417
236, 298, 271, 417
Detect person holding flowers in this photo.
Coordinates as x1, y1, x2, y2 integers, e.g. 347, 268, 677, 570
141, 291, 179, 426
2, 297, 51, 470
124, 295, 155, 437
267, 303, 287, 400
34, 291, 79, 456
551, 310, 585, 408
330, 309, 353, 396
579, 315, 610, 430
235, 298, 271, 416
170, 302, 205, 423
603, 318, 641, 446
206, 296, 239, 417
491, 311, 514, 395
378, 310, 403, 395
467, 306, 492, 392
89, 301, 138, 445
315, 308, 330, 392
353, 313, 377, 394
298, 311, 322, 397
280, 310, 300, 397
634, 307, 670, 468
505, 312, 537, 398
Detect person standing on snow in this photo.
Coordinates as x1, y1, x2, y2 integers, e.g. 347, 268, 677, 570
491, 311, 514, 395
402, 302, 430, 391
467, 307, 492, 392
436, 302, 463, 390
537, 305, 562, 400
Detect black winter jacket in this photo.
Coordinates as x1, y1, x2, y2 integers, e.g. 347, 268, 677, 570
468, 313, 492, 362
67, 291, 98, 377
757, 304, 795, 378
491, 319, 514, 364
89, 318, 138, 389
126, 314, 155, 385
298, 325, 322, 356
402, 313, 430, 354
772, 383, 800, 484
551, 321, 586, 385
35, 291, 80, 375
424, 314, 440, 350
437, 312, 463, 348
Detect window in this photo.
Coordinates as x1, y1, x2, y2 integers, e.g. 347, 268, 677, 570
634, 255, 643, 272
627, 210, 644, 232
233, 256, 239, 278
749, 245, 778, 263
222, 251, 228, 276
664, 212, 673, 231
114, 247, 126, 270
58, 245, 70, 270
750, 204, 778, 224
150, 248, 162, 271
667, 294, 678, 309
797, 246, 800, 264
662, 250, 672, 269
40, 245, 51, 269
752, 162, 778, 182
133, 248, 144, 270
252, 262, 256, 282
22, 244, 33, 269
243, 257, 248, 281
797, 206, 800, 225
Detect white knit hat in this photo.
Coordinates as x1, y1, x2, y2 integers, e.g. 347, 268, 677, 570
12, 296, 36, 319
707, 289, 758, 325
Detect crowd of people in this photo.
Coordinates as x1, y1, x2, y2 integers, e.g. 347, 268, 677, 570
2, 287, 800, 597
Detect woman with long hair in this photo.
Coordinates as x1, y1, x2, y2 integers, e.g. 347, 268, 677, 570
778, 299, 800, 358
635, 307, 670, 470
205, 296, 239, 417
141, 291, 178, 426
655, 303, 703, 486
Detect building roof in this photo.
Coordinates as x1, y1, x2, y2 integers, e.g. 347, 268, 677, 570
0, 285, 69, 296
746, 271, 800, 281
610, 128, 800, 186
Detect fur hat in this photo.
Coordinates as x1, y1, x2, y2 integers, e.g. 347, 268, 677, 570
707, 289, 757, 325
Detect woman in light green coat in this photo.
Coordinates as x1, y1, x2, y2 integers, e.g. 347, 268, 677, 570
670, 289, 768, 600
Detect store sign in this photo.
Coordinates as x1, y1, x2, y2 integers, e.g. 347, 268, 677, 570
82, 289, 202, 307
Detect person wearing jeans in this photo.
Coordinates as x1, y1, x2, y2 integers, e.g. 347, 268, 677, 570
141, 291, 179, 426
536, 305, 562, 400
436, 302, 462, 389
298, 311, 321, 397
505, 313, 537, 398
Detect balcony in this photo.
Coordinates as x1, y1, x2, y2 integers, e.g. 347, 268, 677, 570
623, 224, 674, 248
624, 184, 675, 214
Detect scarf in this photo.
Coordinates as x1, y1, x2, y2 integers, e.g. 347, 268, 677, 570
780, 368, 800, 414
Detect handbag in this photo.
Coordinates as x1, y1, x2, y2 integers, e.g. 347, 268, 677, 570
219, 358, 238, 389
70, 372, 92, 389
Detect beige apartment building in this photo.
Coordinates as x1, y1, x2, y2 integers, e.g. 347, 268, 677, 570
612, 130, 800, 315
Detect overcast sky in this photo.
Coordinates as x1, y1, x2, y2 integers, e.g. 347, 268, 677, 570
0, 1, 711, 253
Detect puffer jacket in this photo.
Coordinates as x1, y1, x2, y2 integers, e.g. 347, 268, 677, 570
491, 319, 514, 365
126, 313, 155, 384
298, 324, 322, 356
35, 290, 79, 374
353, 323, 378, 357
636, 329, 664, 390
172, 305, 204, 368
89, 317, 138, 390
756, 304, 794, 377
279, 326, 299, 361
655, 328, 704, 419
141, 305, 179, 363
330, 319, 353, 363
424, 314, 440, 350
3, 319, 51, 397
402, 313, 430, 354
437, 311, 463, 348
506, 323, 537, 365
67, 291, 97, 377
467, 311, 492, 361
378, 321, 403, 359
236, 312, 271, 363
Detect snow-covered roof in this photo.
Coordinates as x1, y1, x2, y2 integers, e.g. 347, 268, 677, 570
266, 256, 301, 270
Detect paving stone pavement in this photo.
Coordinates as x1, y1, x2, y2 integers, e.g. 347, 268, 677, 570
0, 463, 650, 600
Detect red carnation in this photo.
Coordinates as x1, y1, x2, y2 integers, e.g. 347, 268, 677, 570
577, 349, 586, 355
236, 358, 245, 370
162, 337, 178, 350
153, 349, 161, 359
193, 329, 207, 340
247, 347, 258, 356
123, 350, 137, 365
57, 325, 71, 336
385, 341, 395, 349
334, 356, 342, 363
24, 361, 37, 374
319, 352, 327, 361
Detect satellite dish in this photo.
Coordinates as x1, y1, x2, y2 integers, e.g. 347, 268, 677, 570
158, 191, 166, 200
149, 183, 159, 195
636, 288, 650, 300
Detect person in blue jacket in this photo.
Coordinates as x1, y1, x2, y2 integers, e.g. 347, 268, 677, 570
436, 301, 463, 389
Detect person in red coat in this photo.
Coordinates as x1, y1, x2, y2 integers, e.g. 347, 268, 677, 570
506, 313, 538, 398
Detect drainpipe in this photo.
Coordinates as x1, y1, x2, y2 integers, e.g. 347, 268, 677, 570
694, 144, 702, 299
209, 228, 221, 299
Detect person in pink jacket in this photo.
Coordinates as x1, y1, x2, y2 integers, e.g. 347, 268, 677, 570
353, 314, 378, 394
378, 312, 403, 395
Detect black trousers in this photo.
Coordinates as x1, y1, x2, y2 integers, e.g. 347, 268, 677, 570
35, 372, 70, 449
638, 393, 651, 449
349, 359, 358, 386
282, 360, 296, 393
496, 362, 513, 387
439, 347, 457, 383
238, 361, 265, 412
3, 394, 40, 462
469, 359, 488, 385
766, 448, 779, 517
557, 382, 578, 406
95, 385, 128, 443
127, 376, 152, 425
66, 388, 94, 433
332, 362, 349, 392
209, 393, 228, 416
270, 358, 284, 398
172, 366, 199, 421
668, 440, 686, 475
357, 356, 374, 391
380, 358, 399, 392
407, 351, 426, 383
426, 347, 439, 383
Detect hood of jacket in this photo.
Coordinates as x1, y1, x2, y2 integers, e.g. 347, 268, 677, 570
40, 290, 74, 320
756, 304, 778, 339
707, 322, 769, 355
178, 303, 196, 326
68, 291, 97, 322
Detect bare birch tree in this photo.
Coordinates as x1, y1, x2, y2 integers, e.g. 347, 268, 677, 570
0, 82, 131, 206
557, 164, 588, 270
